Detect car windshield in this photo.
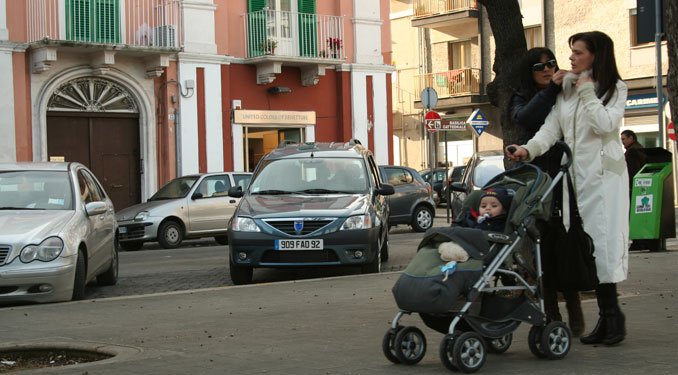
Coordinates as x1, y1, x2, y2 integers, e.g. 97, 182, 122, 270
0, 170, 73, 210
250, 158, 368, 194
473, 158, 505, 188
150, 176, 199, 200
233, 174, 252, 189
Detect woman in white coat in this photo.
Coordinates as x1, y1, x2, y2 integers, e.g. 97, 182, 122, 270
506, 31, 629, 345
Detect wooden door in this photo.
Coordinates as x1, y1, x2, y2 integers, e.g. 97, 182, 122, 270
47, 113, 140, 210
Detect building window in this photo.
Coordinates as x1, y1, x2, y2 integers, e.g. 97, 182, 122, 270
66, 0, 120, 43
447, 40, 471, 70
524, 26, 542, 49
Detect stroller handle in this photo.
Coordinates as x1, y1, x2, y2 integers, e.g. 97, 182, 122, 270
555, 141, 573, 170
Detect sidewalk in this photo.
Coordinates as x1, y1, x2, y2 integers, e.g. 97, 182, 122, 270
1, 250, 677, 374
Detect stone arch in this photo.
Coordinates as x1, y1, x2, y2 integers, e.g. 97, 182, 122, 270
35, 67, 157, 199
47, 77, 139, 113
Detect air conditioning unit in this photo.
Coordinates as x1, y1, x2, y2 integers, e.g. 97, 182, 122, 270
153, 25, 176, 48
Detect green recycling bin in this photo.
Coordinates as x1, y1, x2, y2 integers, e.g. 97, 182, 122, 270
629, 148, 676, 251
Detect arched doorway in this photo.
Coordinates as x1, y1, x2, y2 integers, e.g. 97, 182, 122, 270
46, 77, 141, 210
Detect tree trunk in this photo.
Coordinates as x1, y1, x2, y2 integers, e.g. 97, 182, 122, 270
667, 0, 678, 127
477, 0, 527, 150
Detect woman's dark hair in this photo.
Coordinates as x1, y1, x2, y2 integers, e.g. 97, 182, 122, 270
516, 47, 557, 100
569, 31, 621, 105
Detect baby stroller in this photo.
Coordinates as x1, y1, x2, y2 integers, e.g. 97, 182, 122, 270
382, 142, 574, 373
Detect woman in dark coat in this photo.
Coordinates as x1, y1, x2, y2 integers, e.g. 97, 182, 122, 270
509, 47, 585, 336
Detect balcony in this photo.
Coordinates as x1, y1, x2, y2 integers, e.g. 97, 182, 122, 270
411, 0, 478, 29
26, 0, 182, 75
416, 68, 483, 106
244, 9, 345, 85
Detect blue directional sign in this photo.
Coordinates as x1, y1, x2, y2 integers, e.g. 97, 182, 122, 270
466, 108, 489, 136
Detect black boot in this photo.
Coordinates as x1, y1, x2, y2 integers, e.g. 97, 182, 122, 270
602, 308, 626, 345
542, 286, 562, 322
580, 313, 606, 344
564, 291, 585, 337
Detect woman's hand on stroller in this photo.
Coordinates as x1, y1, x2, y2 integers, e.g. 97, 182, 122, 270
505, 145, 529, 162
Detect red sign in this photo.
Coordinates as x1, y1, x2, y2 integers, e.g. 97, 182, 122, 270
669, 121, 676, 141
425, 111, 442, 131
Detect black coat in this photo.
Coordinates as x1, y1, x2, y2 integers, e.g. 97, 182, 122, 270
510, 81, 563, 177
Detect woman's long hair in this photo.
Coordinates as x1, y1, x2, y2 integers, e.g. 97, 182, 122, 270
568, 31, 621, 105
516, 47, 557, 100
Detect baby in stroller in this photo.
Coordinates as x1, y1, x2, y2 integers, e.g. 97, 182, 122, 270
384, 161, 573, 373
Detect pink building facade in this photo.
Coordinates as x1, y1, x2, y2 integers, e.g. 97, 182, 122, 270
0, 0, 393, 209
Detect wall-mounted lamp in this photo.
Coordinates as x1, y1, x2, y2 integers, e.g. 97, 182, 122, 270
267, 86, 292, 94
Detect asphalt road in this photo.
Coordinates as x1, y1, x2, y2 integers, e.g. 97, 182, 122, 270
83, 207, 455, 300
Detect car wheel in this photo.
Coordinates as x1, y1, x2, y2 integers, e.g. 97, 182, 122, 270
71, 249, 86, 301
380, 229, 389, 262
120, 240, 144, 251
214, 236, 229, 245
158, 220, 183, 249
96, 241, 119, 286
361, 245, 381, 274
229, 255, 253, 285
411, 206, 433, 232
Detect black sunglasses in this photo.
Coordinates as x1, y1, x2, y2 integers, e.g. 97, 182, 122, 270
532, 59, 557, 72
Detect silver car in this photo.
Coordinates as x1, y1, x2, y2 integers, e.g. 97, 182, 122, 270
0, 162, 118, 304
116, 172, 252, 250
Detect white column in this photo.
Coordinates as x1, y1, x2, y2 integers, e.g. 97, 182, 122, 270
0, 0, 8, 40
178, 64, 200, 175
350, 71, 369, 146
182, 0, 218, 54
204, 64, 224, 173
0, 46, 15, 162
352, 0, 383, 64
372, 73, 388, 165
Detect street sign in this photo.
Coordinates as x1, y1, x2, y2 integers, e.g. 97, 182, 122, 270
668, 121, 675, 141
421, 87, 438, 109
425, 111, 441, 132
466, 108, 489, 136
426, 119, 467, 132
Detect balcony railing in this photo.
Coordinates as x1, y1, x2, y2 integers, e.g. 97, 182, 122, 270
27, 0, 183, 49
416, 68, 481, 99
244, 9, 345, 60
413, 0, 478, 18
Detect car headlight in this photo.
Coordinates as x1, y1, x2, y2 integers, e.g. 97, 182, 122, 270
20, 237, 64, 263
134, 211, 149, 221
231, 217, 261, 232
340, 214, 373, 230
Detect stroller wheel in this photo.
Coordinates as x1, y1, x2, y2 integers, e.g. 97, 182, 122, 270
382, 326, 403, 364
441, 332, 487, 373
486, 333, 513, 354
393, 326, 427, 365
439, 334, 459, 372
540, 321, 571, 360
528, 325, 547, 358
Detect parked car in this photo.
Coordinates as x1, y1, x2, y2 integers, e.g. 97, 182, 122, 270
449, 151, 506, 218
418, 166, 463, 206
379, 165, 435, 232
227, 140, 394, 285
116, 172, 252, 251
0, 162, 118, 303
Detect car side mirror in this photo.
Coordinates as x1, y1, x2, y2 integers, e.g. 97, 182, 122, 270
376, 183, 395, 196
85, 201, 108, 216
450, 182, 467, 193
228, 186, 244, 198
191, 192, 203, 200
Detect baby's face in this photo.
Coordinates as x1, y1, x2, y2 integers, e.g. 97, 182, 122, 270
479, 196, 504, 217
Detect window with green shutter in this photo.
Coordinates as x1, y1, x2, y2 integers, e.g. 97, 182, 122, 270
298, 0, 317, 57
248, 0, 267, 56
67, 0, 120, 44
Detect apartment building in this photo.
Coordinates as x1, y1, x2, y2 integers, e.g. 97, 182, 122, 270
390, 0, 668, 170
0, 0, 393, 209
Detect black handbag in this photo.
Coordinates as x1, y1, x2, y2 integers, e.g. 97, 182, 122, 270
550, 171, 599, 292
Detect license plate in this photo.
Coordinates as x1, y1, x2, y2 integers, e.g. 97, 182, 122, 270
119, 227, 127, 234
275, 239, 323, 250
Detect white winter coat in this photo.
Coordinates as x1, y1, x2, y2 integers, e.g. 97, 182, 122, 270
523, 73, 629, 284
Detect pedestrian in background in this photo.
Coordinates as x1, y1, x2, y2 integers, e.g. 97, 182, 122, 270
621, 129, 646, 251
506, 31, 629, 346
509, 47, 584, 336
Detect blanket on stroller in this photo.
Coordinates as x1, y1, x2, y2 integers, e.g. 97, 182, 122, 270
392, 227, 487, 314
